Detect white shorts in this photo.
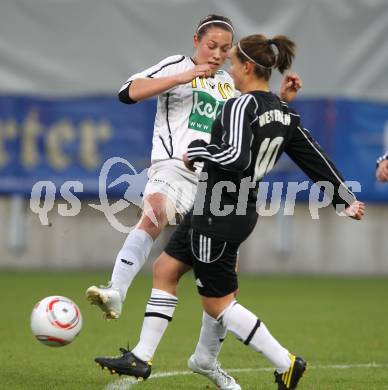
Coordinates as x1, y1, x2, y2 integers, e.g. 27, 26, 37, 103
143, 159, 199, 216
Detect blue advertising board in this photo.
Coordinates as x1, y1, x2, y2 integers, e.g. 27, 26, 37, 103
0, 95, 387, 201
0, 95, 154, 195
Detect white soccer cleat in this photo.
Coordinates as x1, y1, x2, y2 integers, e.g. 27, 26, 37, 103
85, 283, 122, 320
188, 355, 241, 390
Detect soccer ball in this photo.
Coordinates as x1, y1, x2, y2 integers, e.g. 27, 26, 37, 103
30, 296, 82, 347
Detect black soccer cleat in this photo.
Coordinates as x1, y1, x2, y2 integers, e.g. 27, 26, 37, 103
274, 355, 307, 389
95, 348, 152, 379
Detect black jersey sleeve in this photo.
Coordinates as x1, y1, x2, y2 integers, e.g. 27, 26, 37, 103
186, 94, 257, 171
285, 125, 357, 209
118, 82, 137, 104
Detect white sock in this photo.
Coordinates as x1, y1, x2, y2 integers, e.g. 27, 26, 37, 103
131, 289, 178, 362
111, 228, 153, 300
219, 301, 291, 373
193, 311, 227, 369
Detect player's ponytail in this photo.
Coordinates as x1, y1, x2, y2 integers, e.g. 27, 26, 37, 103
270, 35, 295, 74
236, 34, 296, 80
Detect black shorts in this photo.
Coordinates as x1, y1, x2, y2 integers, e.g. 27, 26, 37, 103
165, 212, 240, 297
164, 211, 193, 267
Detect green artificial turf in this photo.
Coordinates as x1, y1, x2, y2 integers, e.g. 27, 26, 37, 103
0, 272, 387, 389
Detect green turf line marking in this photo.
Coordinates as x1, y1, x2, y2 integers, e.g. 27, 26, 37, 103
105, 363, 388, 390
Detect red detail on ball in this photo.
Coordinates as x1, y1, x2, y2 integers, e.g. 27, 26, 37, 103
36, 335, 68, 345
47, 336, 67, 344
46, 297, 80, 330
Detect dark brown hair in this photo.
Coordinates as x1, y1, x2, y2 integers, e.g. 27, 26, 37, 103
196, 14, 234, 40
236, 34, 296, 80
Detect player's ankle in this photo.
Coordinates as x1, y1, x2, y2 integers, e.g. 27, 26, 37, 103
192, 354, 216, 370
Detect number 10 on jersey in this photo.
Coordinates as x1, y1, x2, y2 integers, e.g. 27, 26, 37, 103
254, 137, 284, 181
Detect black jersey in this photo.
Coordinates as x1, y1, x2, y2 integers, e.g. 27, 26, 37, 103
187, 91, 356, 242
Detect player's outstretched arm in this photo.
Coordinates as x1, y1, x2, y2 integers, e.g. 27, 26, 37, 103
128, 64, 213, 102
286, 124, 357, 211
286, 124, 367, 220
118, 55, 214, 104
279, 72, 302, 103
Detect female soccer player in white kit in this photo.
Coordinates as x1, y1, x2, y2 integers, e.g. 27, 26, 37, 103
86, 14, 236, 318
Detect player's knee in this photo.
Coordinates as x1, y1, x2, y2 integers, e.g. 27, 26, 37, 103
140, 213, 165, 234
140, 194, 171, 233
153, 256, 181, 287
202, 293, 237, 319
143, 204, 165, 225
153, 257, 176, 283
152, 257, 164, 279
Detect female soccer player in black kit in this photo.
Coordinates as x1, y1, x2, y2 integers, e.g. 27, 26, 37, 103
96, 34, 365, 389
181, 34, 365, 389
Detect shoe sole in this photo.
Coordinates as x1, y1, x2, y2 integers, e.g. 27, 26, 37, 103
96, 362, 146, 380
86, 286, 120, 320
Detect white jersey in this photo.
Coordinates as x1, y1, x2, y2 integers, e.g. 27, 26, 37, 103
119, 55, 236, 163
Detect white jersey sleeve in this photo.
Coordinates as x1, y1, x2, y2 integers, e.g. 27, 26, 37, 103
118, 55, 237, 165
119, 55, 186, 94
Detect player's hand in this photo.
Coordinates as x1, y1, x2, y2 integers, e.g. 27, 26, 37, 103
376, 160, 388, 182
176, 64, 213, 84
279, 72, 302, 102
183, 153, 196, 172
343, 200, 365, 220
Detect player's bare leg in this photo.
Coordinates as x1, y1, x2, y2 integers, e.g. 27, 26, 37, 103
86, 193, 176, 319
